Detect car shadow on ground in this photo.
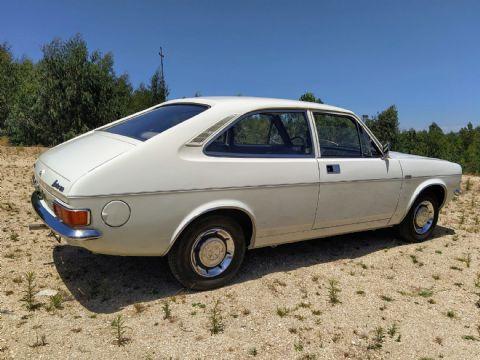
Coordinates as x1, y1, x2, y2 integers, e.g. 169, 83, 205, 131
53, 225, 454, 314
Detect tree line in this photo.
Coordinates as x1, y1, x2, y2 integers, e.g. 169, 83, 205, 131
0, 34, 167, 146
0, 35, 478, 173
363, 105, 480, 174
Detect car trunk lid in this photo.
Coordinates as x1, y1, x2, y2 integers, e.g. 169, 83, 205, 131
35, 131, 138, 198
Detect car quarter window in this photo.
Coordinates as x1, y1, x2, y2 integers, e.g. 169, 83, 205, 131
358, 124, 381, 157
205, 111, 313, 157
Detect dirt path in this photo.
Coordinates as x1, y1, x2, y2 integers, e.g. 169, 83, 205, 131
1, 145, 479, 359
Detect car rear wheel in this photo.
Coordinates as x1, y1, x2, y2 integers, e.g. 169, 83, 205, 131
397, 193, 439, 242
167, 215, 246, 290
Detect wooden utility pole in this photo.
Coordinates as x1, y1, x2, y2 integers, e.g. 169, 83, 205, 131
158, 47, 165, 80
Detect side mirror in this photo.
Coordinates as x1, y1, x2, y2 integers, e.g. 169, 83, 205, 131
382, 142, 391, 159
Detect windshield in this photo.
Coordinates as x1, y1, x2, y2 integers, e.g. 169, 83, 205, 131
102, 104, 209, 141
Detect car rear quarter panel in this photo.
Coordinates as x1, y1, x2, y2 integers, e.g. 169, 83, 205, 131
67, 180, 319, 256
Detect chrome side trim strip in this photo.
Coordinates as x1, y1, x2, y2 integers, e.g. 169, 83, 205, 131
320, 177, 403, 185
31, 191, 101, 240
67, 174, 458, 199
68, 182, 319, 199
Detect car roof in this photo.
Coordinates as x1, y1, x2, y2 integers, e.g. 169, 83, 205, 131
163, 96, 354, 115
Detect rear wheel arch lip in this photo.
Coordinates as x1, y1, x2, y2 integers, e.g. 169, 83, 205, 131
165, 201, 256, 256
400, 179, 447, 223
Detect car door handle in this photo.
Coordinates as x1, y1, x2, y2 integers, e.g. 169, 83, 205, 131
326, 164, 340, 174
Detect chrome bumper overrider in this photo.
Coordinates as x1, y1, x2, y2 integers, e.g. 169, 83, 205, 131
31, 191, 101, 240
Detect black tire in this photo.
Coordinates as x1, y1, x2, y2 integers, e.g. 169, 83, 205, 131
397, 193, 439, 242
167, 215, 246, 290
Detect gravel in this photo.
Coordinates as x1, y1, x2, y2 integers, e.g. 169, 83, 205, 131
0, 145, 479, 359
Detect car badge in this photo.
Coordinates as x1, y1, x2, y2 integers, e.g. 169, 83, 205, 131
51, 180, 65, 192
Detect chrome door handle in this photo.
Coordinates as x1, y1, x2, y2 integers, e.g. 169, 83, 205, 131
326, 164, 340, 174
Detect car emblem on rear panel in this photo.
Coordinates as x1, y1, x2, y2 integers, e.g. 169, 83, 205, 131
51, 180, 65, 192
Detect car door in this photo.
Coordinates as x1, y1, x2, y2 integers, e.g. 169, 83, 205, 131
311, 111, 402, 229
203, 110, 320, 242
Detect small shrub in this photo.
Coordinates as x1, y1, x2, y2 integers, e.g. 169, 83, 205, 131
47, 293, 63, 311
133, 303, 146, 314
380, 295, 393, 302
209, 299, 224, 335
368, 327, 385, 350
418, 289, 433, 298
276, 307, 289, 317
294, 341, 304, 352
192, 302, 206, 309
410, 255, 424, 266
162, 300, 171, 320
21, 272, 40, 311
387, 323, 398, 338
327, 279, 341, 305
111, 314, 129, 346
9, 232, 19, 242
446, 310, 456, 319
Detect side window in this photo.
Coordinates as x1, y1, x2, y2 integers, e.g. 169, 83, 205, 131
233, 114, 271, 145
205, 111, 313, 157
358, 125, 380, 157
313, 113, 362, 158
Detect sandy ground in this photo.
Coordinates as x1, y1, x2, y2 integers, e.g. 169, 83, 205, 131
0, 144, 479, 360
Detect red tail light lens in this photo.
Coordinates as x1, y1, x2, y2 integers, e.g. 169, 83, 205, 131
53, 202, 90, 227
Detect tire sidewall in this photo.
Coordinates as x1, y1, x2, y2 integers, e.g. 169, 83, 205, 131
168, 215, 246, 290
404, 194, 439, 242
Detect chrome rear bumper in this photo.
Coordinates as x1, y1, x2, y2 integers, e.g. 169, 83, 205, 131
31, 191, 101, 240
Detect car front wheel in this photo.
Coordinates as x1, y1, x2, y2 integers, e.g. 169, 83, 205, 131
167, 215, 246, 290
397, 193, 439, 242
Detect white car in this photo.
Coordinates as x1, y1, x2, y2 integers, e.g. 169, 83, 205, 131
31, 97, 462, 289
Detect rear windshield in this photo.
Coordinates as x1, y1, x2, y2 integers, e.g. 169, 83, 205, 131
102, 104, 209, 141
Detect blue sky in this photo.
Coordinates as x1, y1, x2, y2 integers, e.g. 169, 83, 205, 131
1, 0, 479, 130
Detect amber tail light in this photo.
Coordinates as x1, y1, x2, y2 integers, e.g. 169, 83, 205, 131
53, 202, 90, 227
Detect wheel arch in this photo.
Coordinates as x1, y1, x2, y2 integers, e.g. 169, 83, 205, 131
166, 200, 256, 255
402, 179, 447, 222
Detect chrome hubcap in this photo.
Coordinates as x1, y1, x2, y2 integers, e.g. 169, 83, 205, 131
198, 238, 226, 268
191, 228, 235, 278
413, 201, 435, 234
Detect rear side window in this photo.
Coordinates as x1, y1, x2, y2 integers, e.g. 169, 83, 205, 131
103, 104, 208, 141
205, 111, 313, 157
